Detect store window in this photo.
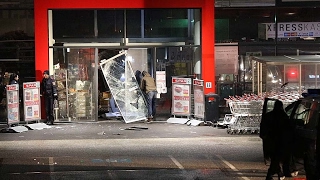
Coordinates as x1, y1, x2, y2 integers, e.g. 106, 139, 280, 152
126, 10, 141, 38
53, 10, 95, 39
97, 10, 124, 38
215, 7, 276, 42
144, 9, 188, 38
53, 48, 96, 121
0, 9, 35, 82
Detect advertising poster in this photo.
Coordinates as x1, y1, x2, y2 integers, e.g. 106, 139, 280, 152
23, 82, 41, 121
215, 45, 238, 76
172, 77, 191, 116
193, 79, 204, 119
6, 84, 20, 124
156, 71, 167, 94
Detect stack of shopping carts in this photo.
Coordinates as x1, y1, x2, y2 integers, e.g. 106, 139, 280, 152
226, 100, 263, 134
220, 92, 302, 135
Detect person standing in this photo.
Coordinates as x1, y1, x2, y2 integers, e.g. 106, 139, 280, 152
41, 70, 58, 125
2, 71, 10, 86
9, 73, 19, 85
140, 71, 157, 122
260, 100, 291, 180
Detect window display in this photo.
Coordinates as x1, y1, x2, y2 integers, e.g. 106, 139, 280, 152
53, 48, 96, 121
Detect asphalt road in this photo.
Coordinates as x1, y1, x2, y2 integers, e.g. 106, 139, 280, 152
0, 120, 307, 180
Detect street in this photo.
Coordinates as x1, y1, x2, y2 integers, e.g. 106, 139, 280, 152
0, 120, 306, 180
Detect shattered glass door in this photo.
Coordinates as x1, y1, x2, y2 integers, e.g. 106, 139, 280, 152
100, 51, 147, 123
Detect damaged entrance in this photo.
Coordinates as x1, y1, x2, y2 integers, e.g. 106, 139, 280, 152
99, 50, 148, 123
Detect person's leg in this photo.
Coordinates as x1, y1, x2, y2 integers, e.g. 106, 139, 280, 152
152, 91, 157, 117
45, 97, 50, 123
267, 155, 282, 180
48, 97, 54, 124
147, 92, 153, 119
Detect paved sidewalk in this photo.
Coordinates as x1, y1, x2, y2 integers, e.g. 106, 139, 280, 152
0, 117, 255, 142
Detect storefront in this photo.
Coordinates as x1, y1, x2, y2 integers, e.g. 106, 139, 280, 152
252, 55, 320, 94
34, 0, 215, 121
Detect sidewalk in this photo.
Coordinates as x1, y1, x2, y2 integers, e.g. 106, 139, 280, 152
0, 116, 240, 141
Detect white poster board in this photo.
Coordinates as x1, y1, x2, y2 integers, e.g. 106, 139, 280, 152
172, 77, 191, 116
156, 71, 167, 94
23, 82, 41, 122
215, 45, 239, 76
193, 79, 205, 119
6, 84, 20, 124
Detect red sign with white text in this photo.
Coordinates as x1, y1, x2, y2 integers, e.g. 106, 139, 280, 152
172, 77, 191, 116
7, 84, 20, 124
23, 82, 41, 121
193, 79, 205, 119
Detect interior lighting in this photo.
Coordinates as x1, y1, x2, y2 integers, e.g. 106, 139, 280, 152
126, 55, 133, 62
303, 37, 315, 40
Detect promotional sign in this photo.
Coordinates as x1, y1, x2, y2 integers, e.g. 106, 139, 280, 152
23, 82, 41, 121
172, 77, 191, 116
215, 45, 239, 75
156, 71, 167, 94
6, 84, 20, 124
259, 22, 320, 39
193, 79, 204, 119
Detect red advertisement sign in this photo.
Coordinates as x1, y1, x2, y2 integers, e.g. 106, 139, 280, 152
172, 77, 191, 116
172, 77, 192, 84
23, 82, 41, 121
7, 84, 20, 124
193, 79, 205, 119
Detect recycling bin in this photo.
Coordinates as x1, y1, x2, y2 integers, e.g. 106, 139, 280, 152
204, 93, 220, 123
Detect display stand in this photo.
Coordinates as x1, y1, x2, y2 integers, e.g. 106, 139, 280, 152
23, 82, 50, 130
167, 77, 192, 124
1, 84, 28, 133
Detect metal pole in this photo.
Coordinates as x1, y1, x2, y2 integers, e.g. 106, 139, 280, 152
299, 64, 302, 94
252, 60, 255, 93
260, 62, 263, 94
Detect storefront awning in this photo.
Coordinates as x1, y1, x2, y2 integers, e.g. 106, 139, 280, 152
252, 55, 320, 64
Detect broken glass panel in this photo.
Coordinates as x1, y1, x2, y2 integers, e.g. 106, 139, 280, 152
100, 51, 147, 123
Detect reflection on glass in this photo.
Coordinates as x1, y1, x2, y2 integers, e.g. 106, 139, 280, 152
53, 48, 96, 121
100, 51, 147, 123
266, 65, 283, 92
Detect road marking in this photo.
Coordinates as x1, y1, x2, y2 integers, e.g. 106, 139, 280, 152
49, 157, 54, 172
215, 155, 250, 180
169, 155, 184, 170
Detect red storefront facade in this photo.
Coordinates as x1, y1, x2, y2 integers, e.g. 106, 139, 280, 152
34, 0, 215, 94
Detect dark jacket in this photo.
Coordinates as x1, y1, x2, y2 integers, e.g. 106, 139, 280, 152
10, 80, 18, 85
140, 71, 157, 93
260, 100, 292, 160
41, 77, 58, 98
135, 70, 142, 86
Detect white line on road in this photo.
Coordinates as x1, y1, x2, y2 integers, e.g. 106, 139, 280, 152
215, 155, 250, 180
169, 155, 184, 170
49, 157, 54, 172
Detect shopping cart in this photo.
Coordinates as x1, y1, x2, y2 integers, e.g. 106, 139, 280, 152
223, 92, 301, 135
226, 100, 263, 134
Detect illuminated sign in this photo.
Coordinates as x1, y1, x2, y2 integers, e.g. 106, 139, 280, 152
258, 22, 320, 39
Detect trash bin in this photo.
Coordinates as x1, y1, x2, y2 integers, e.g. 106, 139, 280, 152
204, 93, 219, 123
